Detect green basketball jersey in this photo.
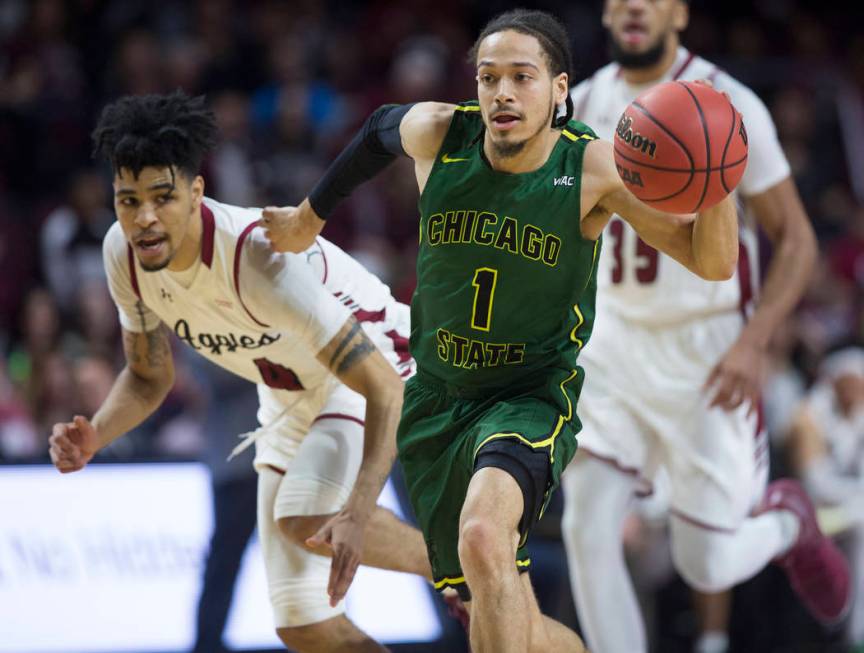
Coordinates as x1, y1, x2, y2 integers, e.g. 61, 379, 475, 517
411, 101, 601, 390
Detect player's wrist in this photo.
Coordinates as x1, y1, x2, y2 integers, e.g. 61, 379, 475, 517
343, 490, 376, 521
299, 198, 325, 229
737, 323, 772, 350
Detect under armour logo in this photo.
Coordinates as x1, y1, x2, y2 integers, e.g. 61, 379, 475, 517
161, 288, 173, 302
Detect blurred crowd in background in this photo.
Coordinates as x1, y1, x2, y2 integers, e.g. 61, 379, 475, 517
2, 0, 864, 651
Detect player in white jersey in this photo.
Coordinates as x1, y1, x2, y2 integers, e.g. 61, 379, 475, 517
560, 2, 849, 652
47, 92, 434, 653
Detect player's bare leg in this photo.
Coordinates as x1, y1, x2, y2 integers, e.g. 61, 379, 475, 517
521, 574, 589, 652
279, 506, 433, 580
277, 615, 387, 653
458, 467, 586, 652
692, 589, 731, 653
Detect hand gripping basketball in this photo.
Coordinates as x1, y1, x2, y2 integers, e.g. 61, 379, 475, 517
613, 80, 748, 214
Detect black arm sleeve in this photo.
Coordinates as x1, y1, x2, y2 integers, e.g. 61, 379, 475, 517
308, 103, 415, 219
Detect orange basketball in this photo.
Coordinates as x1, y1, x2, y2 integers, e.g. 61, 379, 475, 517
613, 80, 748, 214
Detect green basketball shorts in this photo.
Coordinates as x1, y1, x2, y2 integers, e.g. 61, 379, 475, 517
396, 367, 583, 600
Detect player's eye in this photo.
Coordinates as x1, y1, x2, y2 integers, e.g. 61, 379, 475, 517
156, 193, 175, 204
479, 74, 495, 84
118, 197, 138, 207
515, 73, 532, 82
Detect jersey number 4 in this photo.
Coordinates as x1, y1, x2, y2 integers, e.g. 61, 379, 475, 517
609, 219, 658, 284
254, 358, 305, 391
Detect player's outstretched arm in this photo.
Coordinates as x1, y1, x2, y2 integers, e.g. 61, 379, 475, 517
582, 138, 738, 281
261, 102, 455, 253
308, 315, 404, 606
48, 325, 175, 473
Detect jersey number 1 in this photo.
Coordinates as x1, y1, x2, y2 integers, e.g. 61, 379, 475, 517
470, 267, 498, 331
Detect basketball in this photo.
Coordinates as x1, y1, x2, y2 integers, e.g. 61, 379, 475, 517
613, 80, 749, 214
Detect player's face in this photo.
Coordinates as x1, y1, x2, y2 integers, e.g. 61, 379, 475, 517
603, 0, 687, 60
475, 30, 568, 158
113, 166, 204, 272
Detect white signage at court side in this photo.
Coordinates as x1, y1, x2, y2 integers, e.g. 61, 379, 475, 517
0, 464, 441, 652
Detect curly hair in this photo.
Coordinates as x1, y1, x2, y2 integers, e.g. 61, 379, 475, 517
91, 90, 218, 178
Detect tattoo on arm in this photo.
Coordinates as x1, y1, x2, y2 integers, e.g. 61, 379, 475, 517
326, 318, 376, 374
144, 326, 171, 368
336, 333, 375, 374
329, 320, 363, 368
123, 304, 170, 373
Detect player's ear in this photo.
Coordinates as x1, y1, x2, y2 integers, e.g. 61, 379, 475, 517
190, 175, 205, 208
673, 0, 689, 32
554, 72, 569, 105
601, 0, 613, 29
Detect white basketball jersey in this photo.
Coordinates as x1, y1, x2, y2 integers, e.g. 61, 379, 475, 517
571, 47, 790, 327
103, 196, 412, 431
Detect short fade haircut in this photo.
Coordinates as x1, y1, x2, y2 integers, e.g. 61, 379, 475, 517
468, 9, 574, 128
91, 90, 218, 179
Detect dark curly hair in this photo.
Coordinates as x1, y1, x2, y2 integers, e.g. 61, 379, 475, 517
468, 9, 574, 128
91, 90, 218, 178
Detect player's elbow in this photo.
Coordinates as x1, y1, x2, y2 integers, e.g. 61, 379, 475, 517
357, 364, 404, 408
695, 248, 738, 281
700, 259, 736, 281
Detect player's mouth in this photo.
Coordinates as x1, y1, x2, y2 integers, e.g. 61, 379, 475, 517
621, 21, 648, 47
490, 112, 521, 131
135, 234, 168, 259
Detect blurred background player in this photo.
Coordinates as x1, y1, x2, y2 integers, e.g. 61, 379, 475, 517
560, 1, 845, 652
789, 347, 864, 652
48, 91, 431, 653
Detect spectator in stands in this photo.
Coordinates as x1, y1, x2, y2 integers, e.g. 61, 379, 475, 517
788, 347, 864, 651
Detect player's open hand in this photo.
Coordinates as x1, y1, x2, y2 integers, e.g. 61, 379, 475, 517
703, 336, 766, 415
260, 199, 325, 253
306, 508, 366, 607
48, 415, 99, 473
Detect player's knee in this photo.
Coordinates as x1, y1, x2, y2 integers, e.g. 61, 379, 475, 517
670, 534, 734, 593
277, 515, 323, 549
458, 517, 507, 571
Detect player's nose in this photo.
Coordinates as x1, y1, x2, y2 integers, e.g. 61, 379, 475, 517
134, 204, 159, 228
494, 79, 516, 104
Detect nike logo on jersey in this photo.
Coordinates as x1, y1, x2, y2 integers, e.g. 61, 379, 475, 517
553, 175, 575, 187
441, 153, 470, 164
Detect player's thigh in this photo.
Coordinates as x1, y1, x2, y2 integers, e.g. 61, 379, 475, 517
663, 402, 764, 530
275, 412, 365, 520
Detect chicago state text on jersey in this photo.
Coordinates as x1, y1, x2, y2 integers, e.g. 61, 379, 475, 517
424, 210, 562, 267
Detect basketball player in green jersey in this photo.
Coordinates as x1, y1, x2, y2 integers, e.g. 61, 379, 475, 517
263, 9, 738, 653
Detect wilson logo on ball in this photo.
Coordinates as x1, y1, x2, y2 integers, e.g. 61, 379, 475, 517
615, 164, 644, 187
616, 114, 657, 158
